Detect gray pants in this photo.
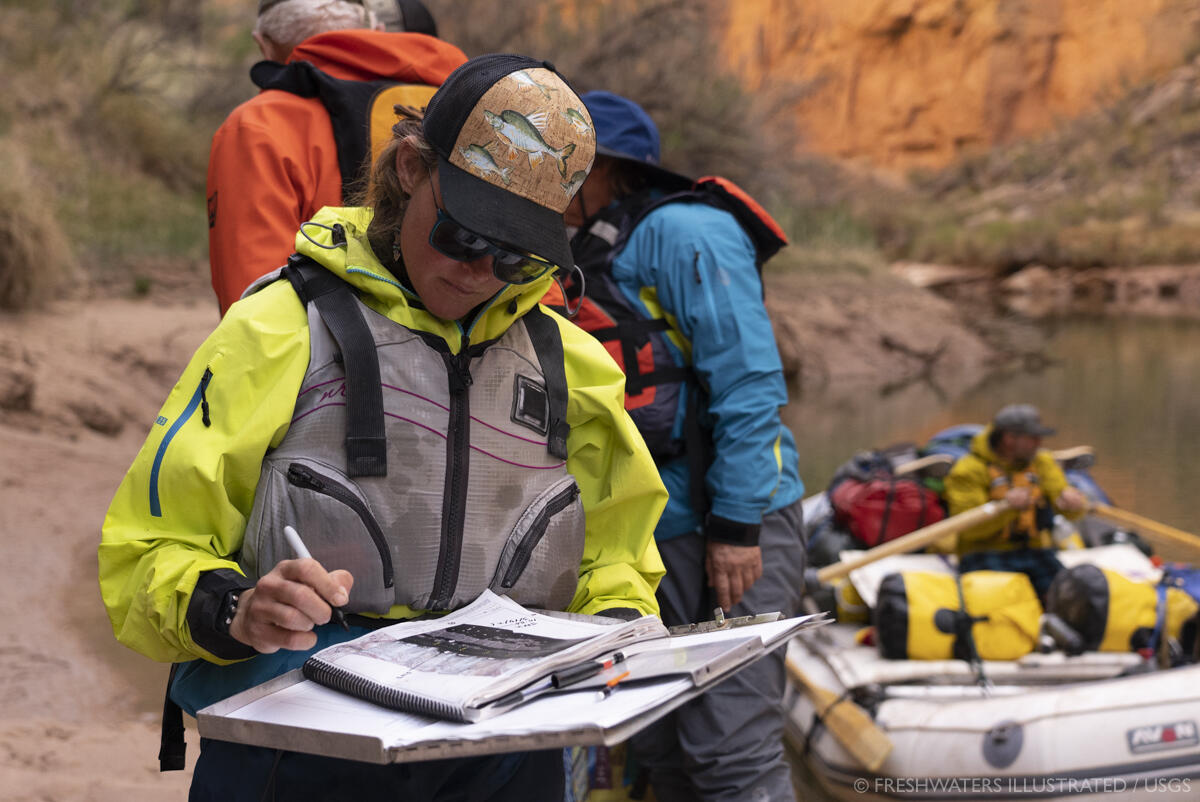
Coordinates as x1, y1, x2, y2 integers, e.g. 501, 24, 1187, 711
630, 500, 806, 802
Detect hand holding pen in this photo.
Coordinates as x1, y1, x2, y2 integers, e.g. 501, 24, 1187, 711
228, 525, 354, 654
283, 526, 351, 632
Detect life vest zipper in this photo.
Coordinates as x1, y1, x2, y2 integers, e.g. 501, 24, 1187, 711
285, 462, 394, 588
501, 481, 580, 588
430, 338, 473, 609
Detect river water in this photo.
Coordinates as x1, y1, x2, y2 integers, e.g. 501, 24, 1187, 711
781, 316, 1200, 543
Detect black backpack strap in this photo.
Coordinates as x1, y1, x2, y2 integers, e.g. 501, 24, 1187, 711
683, 383, 712, 518
158, 663, 186, 771
522, 307, 570, 460
283, 255, 387, 477
251, 60, 397, 199
396, 0, 438, 36
604, 318, 692, 395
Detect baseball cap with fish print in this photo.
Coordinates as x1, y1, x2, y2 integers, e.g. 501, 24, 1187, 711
422, 53, 595, 273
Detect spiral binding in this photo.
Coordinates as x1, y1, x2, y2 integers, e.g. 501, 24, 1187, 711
302, 659, 470, 722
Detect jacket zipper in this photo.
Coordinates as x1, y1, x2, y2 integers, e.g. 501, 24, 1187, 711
286, 462, 394, 588
430, 337, 473, 609
149, 367, 213, 518
502, 481, 580, 588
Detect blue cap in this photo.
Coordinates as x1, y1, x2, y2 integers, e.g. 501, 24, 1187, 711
582, 91, 691, 188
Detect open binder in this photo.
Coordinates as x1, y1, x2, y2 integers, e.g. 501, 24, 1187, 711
299, 591, 670, 722
198, 602, 829, 764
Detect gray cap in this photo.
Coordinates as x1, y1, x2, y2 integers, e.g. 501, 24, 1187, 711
993, 404, 1056, 437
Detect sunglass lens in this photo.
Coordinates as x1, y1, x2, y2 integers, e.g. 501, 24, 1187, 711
430, 215, 554, 285
430, 218, 489, 261
492, 253, 552, 284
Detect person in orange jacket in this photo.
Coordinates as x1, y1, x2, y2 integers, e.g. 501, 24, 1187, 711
207, 0, 465, 314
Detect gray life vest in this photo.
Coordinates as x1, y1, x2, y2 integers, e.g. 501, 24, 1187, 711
239, 257, 585, 613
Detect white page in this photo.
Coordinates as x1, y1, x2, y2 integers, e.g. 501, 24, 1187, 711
386, 678, 694, 748
306, 590, 663, 711
228, 678, 435, 738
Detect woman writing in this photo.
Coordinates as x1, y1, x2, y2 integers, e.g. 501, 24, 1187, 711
99, 54, 666, 801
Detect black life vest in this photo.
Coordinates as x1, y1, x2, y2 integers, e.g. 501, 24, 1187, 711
250, 60, 440, 198
551, 177, 787, 462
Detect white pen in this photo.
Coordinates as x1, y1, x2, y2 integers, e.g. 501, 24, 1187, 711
283, 525, 350, 631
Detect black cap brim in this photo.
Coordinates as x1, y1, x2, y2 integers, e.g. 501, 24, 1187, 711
595, 144, 693, 192
437, 155, 573, 273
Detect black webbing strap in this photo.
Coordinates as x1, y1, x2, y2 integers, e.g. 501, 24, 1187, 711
522, 307, 570, 460
952, 572, 992, 690
396, 0, 438, 36
159, 663, 185, 771
250, 59, 400, 199
683, 385, 712, 517
589, 318, 691, 395
283, 256, 387, 477
878, 477, 897, 545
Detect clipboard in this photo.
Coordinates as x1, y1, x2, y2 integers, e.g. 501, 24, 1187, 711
197, 613, 829, 764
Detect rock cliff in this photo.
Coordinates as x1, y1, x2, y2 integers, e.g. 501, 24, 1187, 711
721, 0, 1200, 170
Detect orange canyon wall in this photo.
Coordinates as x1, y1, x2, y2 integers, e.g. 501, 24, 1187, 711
719, 0, 1200, 169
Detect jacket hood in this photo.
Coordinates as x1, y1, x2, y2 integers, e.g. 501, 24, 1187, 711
969, 425, 999, 463
294, 206, 558, 349
289, 29, 466, 84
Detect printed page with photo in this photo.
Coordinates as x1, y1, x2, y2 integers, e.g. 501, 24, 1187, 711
302, 590, 668, 721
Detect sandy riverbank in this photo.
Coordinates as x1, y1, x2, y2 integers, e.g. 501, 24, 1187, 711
0, 268, 1018, 799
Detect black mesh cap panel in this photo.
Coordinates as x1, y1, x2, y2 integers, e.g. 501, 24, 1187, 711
422, 54, 544, 159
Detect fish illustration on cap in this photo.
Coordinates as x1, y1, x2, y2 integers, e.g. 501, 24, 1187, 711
483, 109, 577, 178
458, 143, 512, 185
560, 170, 587, 197
560, 108, 592, 135
511, 70, 556, 99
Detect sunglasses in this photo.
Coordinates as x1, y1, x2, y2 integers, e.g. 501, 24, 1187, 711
426, 173, 557, 285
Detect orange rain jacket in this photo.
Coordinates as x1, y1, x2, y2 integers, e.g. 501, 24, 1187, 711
206, 30, 466, 314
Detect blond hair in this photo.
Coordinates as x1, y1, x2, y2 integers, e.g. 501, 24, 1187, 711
360, 106, 438, 261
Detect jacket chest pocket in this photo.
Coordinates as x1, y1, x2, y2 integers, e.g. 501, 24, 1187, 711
243, 458, 394, 614
490, 475, 585, 610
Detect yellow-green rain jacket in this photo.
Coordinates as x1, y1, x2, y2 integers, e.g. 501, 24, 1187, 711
944, 426, 1083, 555
99, 208, 666, 709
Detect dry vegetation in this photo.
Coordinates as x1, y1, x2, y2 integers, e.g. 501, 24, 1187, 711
0, 0, 867, 311
4, 0, 1196, 313
0, 0, 259, 308
859, 51, 1200, 273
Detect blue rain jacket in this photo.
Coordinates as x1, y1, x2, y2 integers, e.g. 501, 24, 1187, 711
610, 201, 805, 540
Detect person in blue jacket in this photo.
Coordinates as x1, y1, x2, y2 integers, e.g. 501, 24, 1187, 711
559, 91, 807, 802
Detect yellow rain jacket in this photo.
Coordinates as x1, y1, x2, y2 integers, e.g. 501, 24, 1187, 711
99, 207, 666, 678
945, 426, 1083, 555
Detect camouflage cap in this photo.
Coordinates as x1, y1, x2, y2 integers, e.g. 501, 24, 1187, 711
423, 54, 595, 271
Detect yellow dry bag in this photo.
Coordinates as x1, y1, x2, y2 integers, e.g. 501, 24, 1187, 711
1046, 564, 1199, 653
875, 570, 1042, 661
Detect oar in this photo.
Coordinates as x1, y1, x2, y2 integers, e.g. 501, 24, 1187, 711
1090, 503, 1200, 556
894, 453, 954, 477
785, 659, 893, 772
816, 500, 1012, 585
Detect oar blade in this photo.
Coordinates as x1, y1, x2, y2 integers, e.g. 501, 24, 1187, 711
787, 660, 893, 772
